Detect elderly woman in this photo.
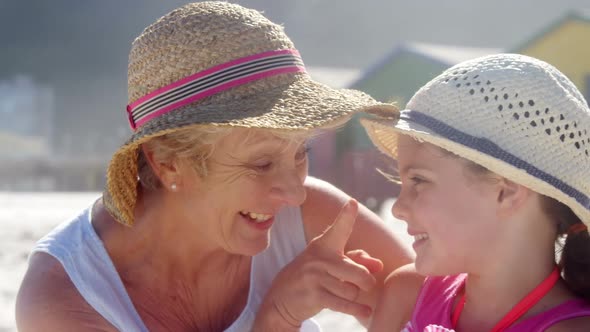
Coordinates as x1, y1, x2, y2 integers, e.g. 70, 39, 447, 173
15, 2, 412, 331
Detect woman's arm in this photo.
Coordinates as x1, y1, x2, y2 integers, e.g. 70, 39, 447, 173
301, 177, 415, 322
16, 253, 117, 332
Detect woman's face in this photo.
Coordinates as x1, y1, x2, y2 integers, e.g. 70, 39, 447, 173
177, 128, 309, 256
392, 135, 501, 276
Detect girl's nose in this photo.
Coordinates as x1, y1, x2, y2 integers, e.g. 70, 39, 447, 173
391, 192, 409, 221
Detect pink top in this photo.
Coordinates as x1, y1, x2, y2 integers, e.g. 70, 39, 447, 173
402, 274, 590, 332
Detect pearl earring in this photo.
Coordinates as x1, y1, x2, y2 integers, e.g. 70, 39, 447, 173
170, 183, 177, 191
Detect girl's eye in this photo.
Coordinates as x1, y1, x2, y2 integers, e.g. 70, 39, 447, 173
410, 176, 426, 185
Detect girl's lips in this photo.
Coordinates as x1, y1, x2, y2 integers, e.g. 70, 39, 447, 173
409, 231, 429, 251
412, 236, 428, 248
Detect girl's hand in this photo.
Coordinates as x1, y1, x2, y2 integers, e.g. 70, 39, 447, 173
253, 200, 383, 331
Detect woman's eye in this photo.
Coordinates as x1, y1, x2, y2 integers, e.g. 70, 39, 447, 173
295, 146, 311, 163
254, 162, 272, 171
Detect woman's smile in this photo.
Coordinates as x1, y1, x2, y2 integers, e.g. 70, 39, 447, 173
239, 210, 275, 230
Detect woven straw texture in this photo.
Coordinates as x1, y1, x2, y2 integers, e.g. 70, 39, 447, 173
362, 54, 590, 227
104, 1, 398, 226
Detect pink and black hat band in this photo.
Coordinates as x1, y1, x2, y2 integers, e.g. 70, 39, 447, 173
126, 49, 306, 130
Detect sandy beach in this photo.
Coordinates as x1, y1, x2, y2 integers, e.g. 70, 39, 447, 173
0, 192, 411, 332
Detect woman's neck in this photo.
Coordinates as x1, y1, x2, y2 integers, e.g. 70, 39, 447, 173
93, 193, 242, 281
93, 196, 253, 331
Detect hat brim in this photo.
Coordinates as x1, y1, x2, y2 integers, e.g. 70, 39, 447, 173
128, 76, 398, 143
104, 75, 399, 226
361, 114, 590, 228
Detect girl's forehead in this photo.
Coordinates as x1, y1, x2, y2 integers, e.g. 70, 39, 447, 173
396, 135, 421, 150
397, 136, 443, 157
396, 136, 463, 170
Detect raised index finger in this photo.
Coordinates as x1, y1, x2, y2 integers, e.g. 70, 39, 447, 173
314, 199, 358, 253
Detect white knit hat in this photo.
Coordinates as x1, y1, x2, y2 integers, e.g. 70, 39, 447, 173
362, 54, 590, 227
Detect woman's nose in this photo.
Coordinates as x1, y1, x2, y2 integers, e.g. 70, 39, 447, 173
269, 170, 307, 206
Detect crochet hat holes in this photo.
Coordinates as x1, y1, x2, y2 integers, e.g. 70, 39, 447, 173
446, 70, 590, 159
510, 94, 586, 157
524, 105, 587, 155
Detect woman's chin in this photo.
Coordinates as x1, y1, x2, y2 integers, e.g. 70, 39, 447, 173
232, 235, 271, 256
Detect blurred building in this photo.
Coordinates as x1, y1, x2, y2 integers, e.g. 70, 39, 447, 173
513, 11, 590, 100
350, 43, 500, 106
306, 67, 397, 209
351, 11, 590, 107
0, 75, 53, 160
0, 76, 107, 191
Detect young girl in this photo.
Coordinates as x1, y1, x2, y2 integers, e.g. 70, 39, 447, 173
362, 54, 590, 331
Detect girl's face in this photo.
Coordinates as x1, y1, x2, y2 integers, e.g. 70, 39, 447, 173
392, 135, 502, 276
176, 128, 309, 256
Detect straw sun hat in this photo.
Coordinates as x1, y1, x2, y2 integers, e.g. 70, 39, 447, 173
362, 54, 590, 227
104, 1, 398, 226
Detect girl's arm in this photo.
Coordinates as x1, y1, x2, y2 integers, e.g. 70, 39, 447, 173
369, 263, 424, 332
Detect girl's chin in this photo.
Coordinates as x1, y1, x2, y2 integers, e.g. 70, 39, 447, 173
415, 257, 443, 276
415, 259, 464, 277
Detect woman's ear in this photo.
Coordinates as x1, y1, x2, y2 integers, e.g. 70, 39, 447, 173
141, 145, 180, 190
496, 178, 531, 219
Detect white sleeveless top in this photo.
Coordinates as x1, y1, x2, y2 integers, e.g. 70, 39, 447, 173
31, 203, 321, 332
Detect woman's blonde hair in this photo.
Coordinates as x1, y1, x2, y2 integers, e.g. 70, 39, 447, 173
137, 126, 316, 190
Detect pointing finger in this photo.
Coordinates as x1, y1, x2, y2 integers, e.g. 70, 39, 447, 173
315, 199, 358, 253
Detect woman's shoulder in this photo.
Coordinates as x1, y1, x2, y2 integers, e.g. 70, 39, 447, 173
302, 176, 347, 212
300, 177, 350, 238
15, 252, 116, 332
301, 176, 383, 239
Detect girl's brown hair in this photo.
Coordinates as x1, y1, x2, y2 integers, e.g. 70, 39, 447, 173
542, 196, 590, 301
